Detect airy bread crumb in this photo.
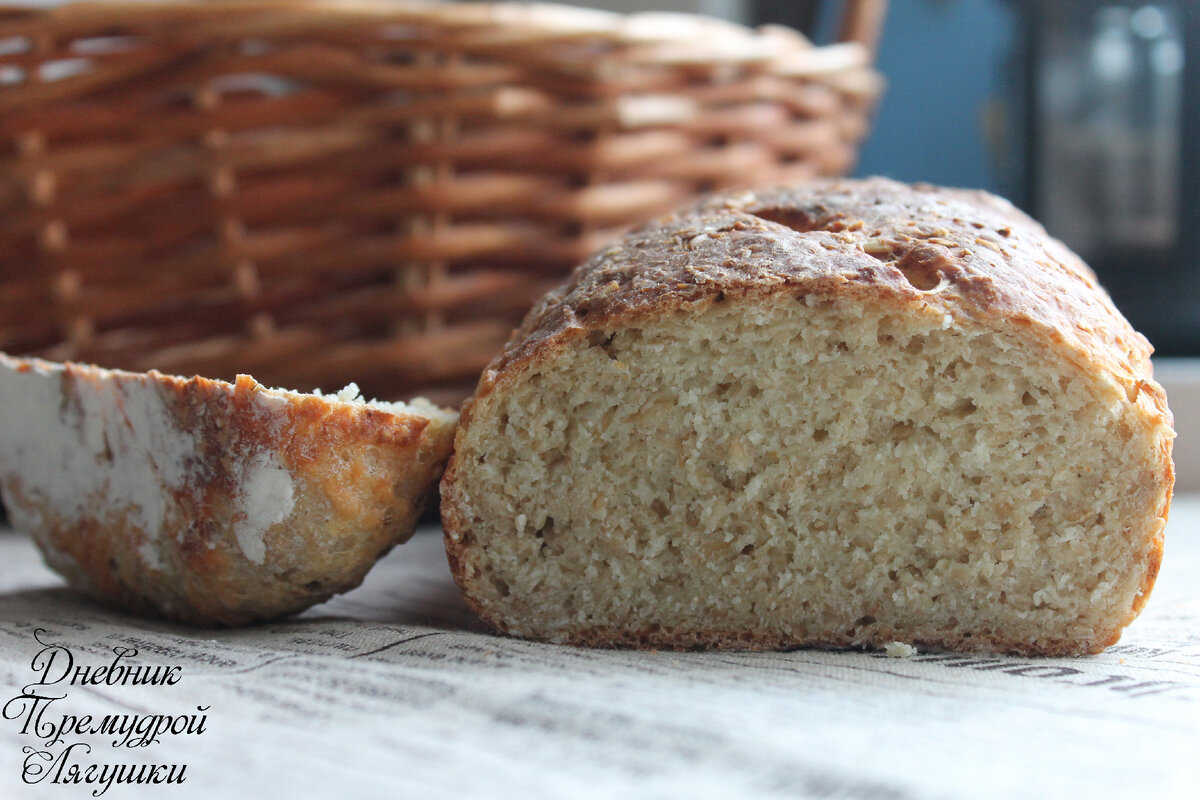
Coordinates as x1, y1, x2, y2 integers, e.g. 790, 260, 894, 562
441, 178, 1174, 656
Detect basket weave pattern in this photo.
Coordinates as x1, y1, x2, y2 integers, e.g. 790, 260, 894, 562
0, 1, 883, 404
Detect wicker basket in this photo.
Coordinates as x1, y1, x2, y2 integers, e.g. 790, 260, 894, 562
0, 0, 885, 405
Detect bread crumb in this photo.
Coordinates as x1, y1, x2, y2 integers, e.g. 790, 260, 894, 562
884, 641, 918, 658
442, 177, 1171, 656
311, 382, 361, 402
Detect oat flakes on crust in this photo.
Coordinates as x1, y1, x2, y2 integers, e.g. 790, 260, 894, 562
442, 177, 1175, 656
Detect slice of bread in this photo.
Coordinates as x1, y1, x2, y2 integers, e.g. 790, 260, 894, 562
441, 178, 1175, 656
0, 354, 457, 625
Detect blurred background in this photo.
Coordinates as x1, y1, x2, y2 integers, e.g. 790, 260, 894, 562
8, 0, 1196, 352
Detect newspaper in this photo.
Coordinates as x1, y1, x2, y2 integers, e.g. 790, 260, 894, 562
1, 498, 1197, 800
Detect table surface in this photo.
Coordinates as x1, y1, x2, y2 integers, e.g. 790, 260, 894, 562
0, 498, 1198, 800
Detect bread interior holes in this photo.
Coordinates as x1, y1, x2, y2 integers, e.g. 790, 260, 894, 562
587, 330, 619, 360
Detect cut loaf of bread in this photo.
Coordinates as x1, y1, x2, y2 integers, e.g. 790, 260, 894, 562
441, 178, 1175, 656
0, 354, 456, 625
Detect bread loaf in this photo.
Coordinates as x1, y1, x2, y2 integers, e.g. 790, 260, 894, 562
0, 354, 456, 625
440, 177, 1175, 656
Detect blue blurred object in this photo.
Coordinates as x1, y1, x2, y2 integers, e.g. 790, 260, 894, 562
851, 0, 1015, 196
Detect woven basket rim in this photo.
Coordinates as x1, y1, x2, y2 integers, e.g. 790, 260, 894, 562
0, 0, 857, 60
0, 0, 886, 405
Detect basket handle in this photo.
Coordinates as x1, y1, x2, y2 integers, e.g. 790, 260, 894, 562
836, 0, 888, 59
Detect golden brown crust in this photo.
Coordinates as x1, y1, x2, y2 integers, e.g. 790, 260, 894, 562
473, 178, 1167, 416
0, 354, 457, 625
441, 176, 1176, 656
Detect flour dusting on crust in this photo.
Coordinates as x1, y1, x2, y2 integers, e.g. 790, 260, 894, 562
0, 357, 192, 545
233, 452, 295, 565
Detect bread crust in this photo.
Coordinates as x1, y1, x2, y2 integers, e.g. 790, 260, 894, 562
441, 177, 1175, 655
0, 354, 456, 625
